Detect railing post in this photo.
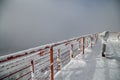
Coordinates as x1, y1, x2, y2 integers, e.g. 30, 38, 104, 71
70, 44, 74, 59
50, 46, 54, 80
95, 33, 98, 43
31, 60, 34, 80
90, 36, 92, 48
86, 38, 88, 47
57, 49, 61, 71
82, 37, 85, 55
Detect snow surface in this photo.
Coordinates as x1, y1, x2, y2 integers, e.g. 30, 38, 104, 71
55, 41, 120, 80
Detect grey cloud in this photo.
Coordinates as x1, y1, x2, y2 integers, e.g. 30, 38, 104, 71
0, 0, 120, 55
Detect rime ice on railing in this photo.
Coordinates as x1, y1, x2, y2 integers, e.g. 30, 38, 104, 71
0, 33, 99, 80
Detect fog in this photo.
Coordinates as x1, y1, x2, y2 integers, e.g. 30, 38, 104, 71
0, 0, 120, 56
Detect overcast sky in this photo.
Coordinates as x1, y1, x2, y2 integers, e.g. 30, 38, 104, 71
0, 0, 120, 56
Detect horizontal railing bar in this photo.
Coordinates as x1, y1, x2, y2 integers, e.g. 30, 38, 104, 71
16, 71, 32, 80
0, 65, 31, 80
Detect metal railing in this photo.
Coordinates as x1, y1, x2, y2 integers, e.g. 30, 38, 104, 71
0, 33, 99, 80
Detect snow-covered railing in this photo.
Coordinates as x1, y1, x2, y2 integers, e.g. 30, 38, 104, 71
0, 33, 98, 80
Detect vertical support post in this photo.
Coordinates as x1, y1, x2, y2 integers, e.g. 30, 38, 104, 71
50, 46, 54, 80
70, 44, 74, 59
31, 60, 34, 80
90, 36, 92, 48
95, 33, 98, 43
57, 49, 61, 71
82, 37, 85, 55
86, 38, 88, 47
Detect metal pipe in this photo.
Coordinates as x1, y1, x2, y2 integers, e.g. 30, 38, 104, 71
50, 47, 54, 80
82, 37, 85, 55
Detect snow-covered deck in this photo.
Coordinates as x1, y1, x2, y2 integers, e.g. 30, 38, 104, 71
55, 42, 120, 80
